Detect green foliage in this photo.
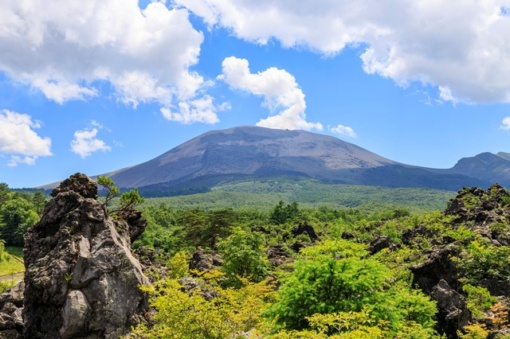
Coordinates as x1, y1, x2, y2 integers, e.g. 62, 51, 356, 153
134, 204, 178, 252
219, 227, 269, 286
130, 273, 274, 338
119, 188, 145, 211
0, 240, 9, 263
179, 208, 237, 248
0, 183, 10, 205
270, 201, 300, 225
97, 175, 120, 206
266, 239, 437, 336
31, 191, 47, 216
458, 324, 490, 339
489, 222, 510, 237
463, 284, 497, 319
0, 280, 17, 294
0, 247, 25, 275
267, 256, 390, 329
141, 178, 454, 212
457, 236, 510, 283
0, 196, 39, 246
167, 251, 189, 279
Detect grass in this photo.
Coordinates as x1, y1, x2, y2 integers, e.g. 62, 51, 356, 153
0, 247, 24, 276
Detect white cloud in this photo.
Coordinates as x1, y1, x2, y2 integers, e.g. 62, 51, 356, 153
501, 117, 510, 130
0, 0, 221, 123
0, 110, 52, 166
71, 127, 111, 158
176, 0, 510, 104
219, 56, 322, 130
8, 155, 37, 167
329, 124, 357, 138
160, 95, 223, 124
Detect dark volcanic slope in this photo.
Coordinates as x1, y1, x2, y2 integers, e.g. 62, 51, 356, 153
110, 126, 397, 188
447, 152, 510, 186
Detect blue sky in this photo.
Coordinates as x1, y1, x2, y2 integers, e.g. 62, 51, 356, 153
1, 0, 510, 188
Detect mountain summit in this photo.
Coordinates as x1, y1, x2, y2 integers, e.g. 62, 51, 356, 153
110, 126, 395, 189
106, 126, 490, 192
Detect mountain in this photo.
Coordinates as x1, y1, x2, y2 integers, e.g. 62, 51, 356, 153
109, 126, 395, 188
104, 126, 492, 193
447, 152, 510, 186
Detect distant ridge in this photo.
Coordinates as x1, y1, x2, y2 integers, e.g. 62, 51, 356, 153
447, 152, 510, 186
39, 126, 509, 193
100, 126, 492, 193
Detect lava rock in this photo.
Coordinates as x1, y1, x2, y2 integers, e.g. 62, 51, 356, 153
23, 173, 149, 339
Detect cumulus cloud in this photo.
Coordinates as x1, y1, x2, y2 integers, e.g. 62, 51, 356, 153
71, 125, 111, 158
329, 124, 357, 138
0, 110, 52, 166
218, 56, 322, 130
0, 0, 221, 123
501, 117, 510, 130
160, 94, 226, 124
176, 0, 510, 104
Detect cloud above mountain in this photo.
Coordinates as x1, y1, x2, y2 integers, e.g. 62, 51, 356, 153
219, 56, 322, 130
176, 0, 510, 104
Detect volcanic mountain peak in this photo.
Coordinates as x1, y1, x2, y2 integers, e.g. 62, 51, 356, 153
109, 126, 396, 188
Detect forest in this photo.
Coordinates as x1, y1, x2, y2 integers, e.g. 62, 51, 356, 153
1, 179, 510, 338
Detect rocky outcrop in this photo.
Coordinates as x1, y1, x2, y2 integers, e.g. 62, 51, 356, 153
23, 173, 149, 339
445, 184, 510, 228
410, 244, 460, 295
266, 244, 292, 267
430, 280, 471, 338
406, 184, 510, 338
0, 281, 24, 338
189, 247, 223, 272
134, 247, 170, 283
291, 223, 319, 242
368, 236, 400, 254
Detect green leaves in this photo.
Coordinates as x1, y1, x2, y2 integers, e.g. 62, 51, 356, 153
219, 227, 269, 286
97, 176, 119, 206
0, 196, 39, 246
119, 188, 144, 211
266, 239, 437, 336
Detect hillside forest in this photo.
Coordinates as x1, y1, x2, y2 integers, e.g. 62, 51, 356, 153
2, 179, 510, 338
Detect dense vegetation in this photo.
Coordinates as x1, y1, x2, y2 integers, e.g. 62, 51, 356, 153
3, 179, 510, 337
140, 178, 455, 212
130, 186, 510, 338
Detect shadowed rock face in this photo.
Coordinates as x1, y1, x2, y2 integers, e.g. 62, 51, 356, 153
23, 173, 149, 339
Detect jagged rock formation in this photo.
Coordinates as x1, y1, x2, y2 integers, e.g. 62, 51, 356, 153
411, 244, 460, 295
445, 184, 510, 227
408, 184, 510, 338
23, 173, 149, 339
431, 280, 471, 336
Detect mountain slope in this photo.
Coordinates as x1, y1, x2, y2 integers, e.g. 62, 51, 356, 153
107, 126, 491, 192
447, 152, 510, 186
109, 126, 397, 188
